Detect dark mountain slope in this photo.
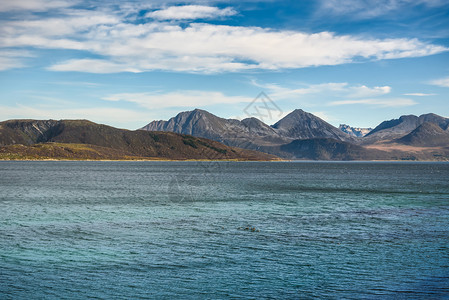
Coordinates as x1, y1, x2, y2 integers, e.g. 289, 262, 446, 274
0, 143, 141, 160
142, 109, 354, 154
141, 109, 449, 160
0, 119, 278, 161
0, 119, 61, 145
396, 122, 449, 147
272, 109, 354, 142
142, 109, 289, 150
363, 113, 449, 143
279, 138, 389, 160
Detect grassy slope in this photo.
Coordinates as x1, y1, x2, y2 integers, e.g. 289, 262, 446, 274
0, 120, 279, 161
0, 143, 142, 160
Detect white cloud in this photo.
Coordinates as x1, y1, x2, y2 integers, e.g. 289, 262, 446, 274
1, 10, 120, 40
146, 5, 237, 20
403, 92, 436, 96
251, 81, 347, 100
49, 81, 103, 87
319, 0, 448, 19
0, 5, 447, 73
429, 76, 449, 88
0, 56, 25, 71
310, 111, 335, 122
347, 85, 391, 98
65, 24, 448, 72
229, 108, 294, 124
233, 109, 334, 124
0, 105, 149, 129
0, 49, 34, 70
48, 59, 142, 73
329, 98, 417, 107
103, 90, 253, 109
252, 80, 391, 100
0, 0, 75, 12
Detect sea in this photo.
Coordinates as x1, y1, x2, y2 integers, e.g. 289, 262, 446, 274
0, 161, 448, 299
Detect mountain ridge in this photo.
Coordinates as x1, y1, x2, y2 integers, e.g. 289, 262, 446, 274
0, 119, 278, 161
339, 124, 372, 137
142, 108, 290, 151
142, 108, 355, 156
395, 122, 449, 147
141, 109, 449, 161
2, 108, 449, 161
363, 113, 449, 143
271, 109, 354, 142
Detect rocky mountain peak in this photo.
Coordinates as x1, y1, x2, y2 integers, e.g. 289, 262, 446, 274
363, 113, 449, 143
396, 121, 449, 147
339, 124, 372, 137
271, 109, 353, 141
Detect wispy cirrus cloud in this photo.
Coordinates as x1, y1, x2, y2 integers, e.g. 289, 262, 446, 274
49, 59, 142, 73
0, 0, 76, 12
0, 104, 149, 128
429, 76, 449, 88
1, 10, 119, 38
252, 80, 392, 100
146, 5, 237, 20
346, 85, 391, 98
319, 0, 449, 19
0, 56, 25, 70
0, 49, 34, 70
329, 98, 416, 107
251, 80, 402, 113
0, 3, 447, 73
310, 111, 336, 122
103, 90, 253, 109
403, 92, 436, 96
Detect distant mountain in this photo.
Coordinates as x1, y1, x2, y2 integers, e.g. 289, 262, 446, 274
395, 122, 449, 147
4, 108, 448, 161
363, 113, 449, 143
271, 109, 354, 142
279, 138, 389, 160
141, 109, 449, 160
142, 109, 288, 151
0, 119, 278, 161
142, 108, 354, 156
339, 124, 372, 137
0, 119, 60, 146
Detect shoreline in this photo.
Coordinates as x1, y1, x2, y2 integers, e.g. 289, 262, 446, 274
0, 158, 447, 162
0, 158, 286, 162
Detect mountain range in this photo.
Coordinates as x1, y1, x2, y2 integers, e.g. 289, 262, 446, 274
1, 108, 448, 161
362, 113, 449, 143
142, 109, 449, 161
0, 119, 277, 161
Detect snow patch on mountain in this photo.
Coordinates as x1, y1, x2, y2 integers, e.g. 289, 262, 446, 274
339, 124, 372, 137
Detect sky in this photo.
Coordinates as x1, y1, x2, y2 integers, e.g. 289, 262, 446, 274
0, 0, 448, 129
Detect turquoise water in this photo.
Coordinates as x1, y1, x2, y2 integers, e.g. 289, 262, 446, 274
1, 161, 448, 299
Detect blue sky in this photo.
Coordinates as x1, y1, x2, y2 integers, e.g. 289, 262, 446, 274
1, 0, 448, 129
